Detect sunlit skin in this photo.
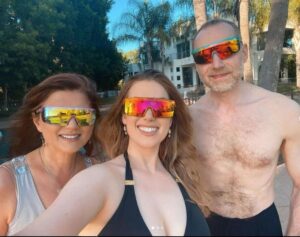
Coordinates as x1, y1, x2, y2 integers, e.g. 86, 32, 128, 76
13, 79, 194, 236
190, 21, 300, 235
0, 89, 97, 235
194, 23, 248, 93
33, 90, 94, 156
122, 80, 172, 154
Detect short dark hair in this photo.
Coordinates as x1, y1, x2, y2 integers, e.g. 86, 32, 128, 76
193, 18, 242, 49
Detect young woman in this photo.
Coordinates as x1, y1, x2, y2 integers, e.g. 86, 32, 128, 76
0, 73, 102, 235
15, 70, 210, 236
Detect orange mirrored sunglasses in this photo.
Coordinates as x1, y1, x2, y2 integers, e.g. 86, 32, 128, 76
124, 97, 175, 118
192, 36, 241, 64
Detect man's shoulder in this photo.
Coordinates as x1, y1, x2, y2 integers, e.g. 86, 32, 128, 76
189, 94, 208, 108
189, 97, 207, 117
268, 90, 299, 111
251, 84, 299, 109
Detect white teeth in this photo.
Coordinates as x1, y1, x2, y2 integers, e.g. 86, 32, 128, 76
139, 126, 157, 132
60, 134, 79, 139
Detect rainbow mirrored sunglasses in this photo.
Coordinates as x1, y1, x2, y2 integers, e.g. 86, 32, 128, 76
192, 36, 241, 64
36, 106, 96, 126
124, 97, 175, 118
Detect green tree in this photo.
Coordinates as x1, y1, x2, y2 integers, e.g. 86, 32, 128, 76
249, 0, 271, 33
152, 1, 173, 73
0, 0, 55, 104
123, 50, 139, 64
206, 0, 237, 19
0, 0, 126, 101
49, 0, 125, 90
113, 0, 158, 69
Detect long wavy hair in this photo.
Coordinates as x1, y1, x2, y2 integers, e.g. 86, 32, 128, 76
98, 69, 209, 212
8, 73, 102, 158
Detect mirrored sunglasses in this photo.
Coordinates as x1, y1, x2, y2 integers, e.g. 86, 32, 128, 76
38, 106, 96, 126
124, 97, 175, 118
192, 36, 241, 64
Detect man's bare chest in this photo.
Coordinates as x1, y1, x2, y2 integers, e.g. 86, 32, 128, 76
195, 112, 283, 168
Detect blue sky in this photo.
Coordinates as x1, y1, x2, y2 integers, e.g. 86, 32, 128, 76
107, 0, 176, 53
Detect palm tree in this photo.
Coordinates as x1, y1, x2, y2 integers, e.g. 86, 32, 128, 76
113, 0, 157, 69
152, 1, 173, 73
114, 0, 174, 71
239, 0, 253, 83
193, 0, 207, 30
258, 0, 289, 91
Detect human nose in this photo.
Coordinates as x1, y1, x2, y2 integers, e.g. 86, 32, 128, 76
144, 108, 155, 120
212, 51, 224, 69
66, 116, 80, 127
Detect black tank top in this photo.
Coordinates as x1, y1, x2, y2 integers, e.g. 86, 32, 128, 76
98, 152, 210, 236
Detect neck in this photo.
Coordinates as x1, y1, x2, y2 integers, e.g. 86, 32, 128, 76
39, 146, 80, 193
39, 146, 79, 175
126, 144, 162, 173
208, 80, 247, 109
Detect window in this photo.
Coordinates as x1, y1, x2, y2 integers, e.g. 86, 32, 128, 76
182, 67, 193, 87
257, 29, 294, 50
176, 41, 190, 59
257, 33, 266, 50
177, 76, 181, 80
283, 29, 294, 48
176, 67, 180, 72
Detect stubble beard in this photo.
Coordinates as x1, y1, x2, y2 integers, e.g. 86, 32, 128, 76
205, 76, 239, 93
202, 68, 243, 93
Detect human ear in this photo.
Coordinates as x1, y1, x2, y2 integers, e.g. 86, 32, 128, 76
32, 113, 43, 133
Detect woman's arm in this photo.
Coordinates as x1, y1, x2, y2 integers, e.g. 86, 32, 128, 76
15, 164, 107, 236
0, 165, 16, 235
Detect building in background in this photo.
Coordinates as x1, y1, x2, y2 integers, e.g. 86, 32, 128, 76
126, 21, 296, 97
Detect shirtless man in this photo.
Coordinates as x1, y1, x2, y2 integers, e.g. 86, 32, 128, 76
190, 19, 300, 236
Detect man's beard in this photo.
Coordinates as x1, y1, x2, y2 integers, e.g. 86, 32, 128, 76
202, 69, 242, 93
205, 76, 239, 92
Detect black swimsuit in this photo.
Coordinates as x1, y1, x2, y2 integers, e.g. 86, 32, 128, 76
98, 152, 210, 236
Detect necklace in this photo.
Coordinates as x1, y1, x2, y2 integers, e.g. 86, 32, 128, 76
39, 147, 78, 194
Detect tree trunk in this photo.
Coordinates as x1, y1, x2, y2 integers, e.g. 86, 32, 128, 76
193, 0, 207, 30
258, 0, 288, 92
294, 26, 300, 88
146, 39, 153, 69
160, 42, 165, 73
193, 0, 208, 93
239, 0, 253, 83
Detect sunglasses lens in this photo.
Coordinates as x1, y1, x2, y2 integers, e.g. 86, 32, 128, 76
42, 107, 96, 126
193, 51, 211, 64
193, 38, 240, 64
124, 98, 175, 118
217, 40, 240, 59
